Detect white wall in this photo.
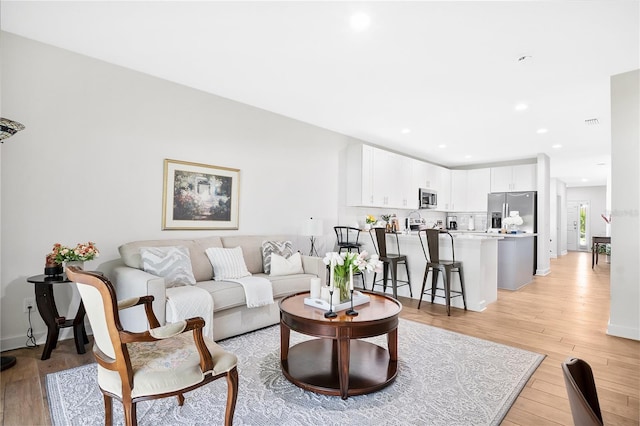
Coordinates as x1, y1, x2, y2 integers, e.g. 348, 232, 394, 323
608, 69, 639, 340
557, 180, 568, 255
536, 153, 551, 275
0, 33, 358, 349
566, 186, 608, 245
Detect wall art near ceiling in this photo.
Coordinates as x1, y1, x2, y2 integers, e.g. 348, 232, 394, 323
163, 159, 240, 230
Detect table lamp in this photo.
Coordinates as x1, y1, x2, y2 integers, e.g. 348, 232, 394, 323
304, 217, 323, 257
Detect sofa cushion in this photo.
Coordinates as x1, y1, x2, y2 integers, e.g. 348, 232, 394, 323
119, 237, 223, 282
261, 240, 295, 274
221, 235, 288, 274
196, 273, 313, 312
140, 246, 196, 287
270, 252, 304, 276
205, 247, 251, 281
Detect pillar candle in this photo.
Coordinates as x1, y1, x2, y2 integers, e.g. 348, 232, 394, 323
329, 259, 335, 291
310, 277, 322, 299
349, 264, 354, 290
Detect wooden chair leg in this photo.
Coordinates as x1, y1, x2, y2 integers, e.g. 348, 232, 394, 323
177, 393, 185, 406
103, 393, 113, 426
123, 398, 137, 426
225, 367, 239, 426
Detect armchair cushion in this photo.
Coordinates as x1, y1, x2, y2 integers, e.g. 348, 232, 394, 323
98, 331, 237, 399
140, 246, 196, 287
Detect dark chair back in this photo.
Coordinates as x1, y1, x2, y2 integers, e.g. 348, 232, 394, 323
562, 357, 603, 426
371, 227, 388, 257
418, 229, 456, 263
334, 226, 361, 245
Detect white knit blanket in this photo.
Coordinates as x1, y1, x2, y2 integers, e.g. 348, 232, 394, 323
165, 286, 214, 340
227, 276, 274, 308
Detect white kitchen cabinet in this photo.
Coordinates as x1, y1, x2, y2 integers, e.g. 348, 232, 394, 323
467, 168, 491, 211
346, 144, 375, 207
435, 166, 451, 211
449, 168, 491, 212
450, 170, 468, 211
490, 164, 537, 192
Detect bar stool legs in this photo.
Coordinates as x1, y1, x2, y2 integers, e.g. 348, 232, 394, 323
418, 264, 466, 315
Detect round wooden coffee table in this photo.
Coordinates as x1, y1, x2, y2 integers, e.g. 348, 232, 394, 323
279, 291, 402, 399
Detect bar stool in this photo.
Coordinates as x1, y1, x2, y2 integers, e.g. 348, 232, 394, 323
369, 227, 412, 299
334, 226, 363, 253
418, 229, 466, 316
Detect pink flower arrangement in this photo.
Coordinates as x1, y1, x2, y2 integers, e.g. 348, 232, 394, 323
48, 241, 100, 264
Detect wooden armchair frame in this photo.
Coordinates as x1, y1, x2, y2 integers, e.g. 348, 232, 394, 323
66, 267, 238, 426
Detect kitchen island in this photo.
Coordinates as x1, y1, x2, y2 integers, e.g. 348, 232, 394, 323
359, 231, 500, 312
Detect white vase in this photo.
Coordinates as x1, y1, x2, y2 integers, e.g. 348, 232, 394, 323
64, 260, 85, 271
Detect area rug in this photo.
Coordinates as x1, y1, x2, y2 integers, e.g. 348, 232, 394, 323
47, 319, 544, 425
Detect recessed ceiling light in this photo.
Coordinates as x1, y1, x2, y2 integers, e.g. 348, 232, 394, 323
438, 144, 447, 149
581, 178, 589, 182
350, 12, 371, 32
514, 103, 528, 111
464, 155, 472, 159
536, 128, 548, 134
401, 128, 411, 134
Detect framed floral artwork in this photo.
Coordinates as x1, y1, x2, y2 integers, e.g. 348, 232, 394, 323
162, 159, 240, 230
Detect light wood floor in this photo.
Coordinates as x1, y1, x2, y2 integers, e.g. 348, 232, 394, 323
1, 251, 638, 425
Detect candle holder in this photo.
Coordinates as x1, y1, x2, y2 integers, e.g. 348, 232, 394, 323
346, 289, 359, 316
324, 289, 338, 318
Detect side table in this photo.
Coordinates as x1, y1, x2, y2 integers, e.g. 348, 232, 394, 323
27, 273, 90, 360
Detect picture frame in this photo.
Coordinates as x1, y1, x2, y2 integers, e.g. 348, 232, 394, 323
162, 159, 240, 230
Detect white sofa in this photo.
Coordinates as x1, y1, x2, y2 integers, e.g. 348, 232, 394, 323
107, 235, 326, 341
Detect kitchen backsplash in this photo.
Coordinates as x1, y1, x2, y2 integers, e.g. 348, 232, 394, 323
450, 212, 488, 231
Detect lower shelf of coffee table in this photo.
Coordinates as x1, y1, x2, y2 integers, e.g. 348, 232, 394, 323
281, 338, 397, 397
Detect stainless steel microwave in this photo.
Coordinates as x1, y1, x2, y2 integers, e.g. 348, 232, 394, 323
419, 188, 437, 209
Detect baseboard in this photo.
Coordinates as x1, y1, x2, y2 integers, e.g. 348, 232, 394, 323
607, 322, 640, 341
535, 267, 551, 276
1, 323, 93, 352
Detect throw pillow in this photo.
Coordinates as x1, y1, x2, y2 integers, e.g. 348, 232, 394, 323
261, 240, 295, 274
205, 246, 252, 281
140, 246, 196, 288
269, 252, 304, 276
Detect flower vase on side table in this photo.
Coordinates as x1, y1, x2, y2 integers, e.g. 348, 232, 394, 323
64, 260, 85, 272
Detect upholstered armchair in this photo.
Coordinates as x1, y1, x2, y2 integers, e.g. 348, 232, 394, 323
66, 267, 238, 426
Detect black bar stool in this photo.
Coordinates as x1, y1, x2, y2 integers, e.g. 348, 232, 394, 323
369, 227, 412, 299
418, 229, 466, 315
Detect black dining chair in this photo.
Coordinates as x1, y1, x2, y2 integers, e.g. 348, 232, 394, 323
369, 227, 412, 299
334, 226, 363, 253
562, 357, 604, 426
417, 228, 466, 316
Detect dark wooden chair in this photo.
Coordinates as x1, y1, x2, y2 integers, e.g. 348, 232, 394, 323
334, 226, 363, 253
66, 266, 239, 426
417, 229, 466, 315
562, 357, 604, 426
369, 227, 412, 298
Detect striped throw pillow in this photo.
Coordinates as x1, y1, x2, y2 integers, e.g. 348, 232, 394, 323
205, 246, 252, 281
261, 240, 294, 274
140, 246, 196, 287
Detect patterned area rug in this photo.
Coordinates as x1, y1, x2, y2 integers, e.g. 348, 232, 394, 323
47, 319, 544, 425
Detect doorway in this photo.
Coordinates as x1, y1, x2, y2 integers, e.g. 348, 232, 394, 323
567, 200, 590, 251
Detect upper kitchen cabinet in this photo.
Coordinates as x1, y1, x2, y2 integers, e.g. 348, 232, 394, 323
450, 168, 491, 212
434, 165, 451, 211
372, 148, 413, 208
490, 164, 537, 192
346, 144, 375, 207
346, 144, 416, 209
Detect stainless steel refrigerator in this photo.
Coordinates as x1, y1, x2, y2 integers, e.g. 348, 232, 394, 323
487, 191, 537, 233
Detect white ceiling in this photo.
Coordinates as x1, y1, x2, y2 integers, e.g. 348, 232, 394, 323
2, 1, 638, 187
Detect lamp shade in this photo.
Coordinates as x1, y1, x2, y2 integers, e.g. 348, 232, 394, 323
0, 117, 25, 141
304, 217, 323, 237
